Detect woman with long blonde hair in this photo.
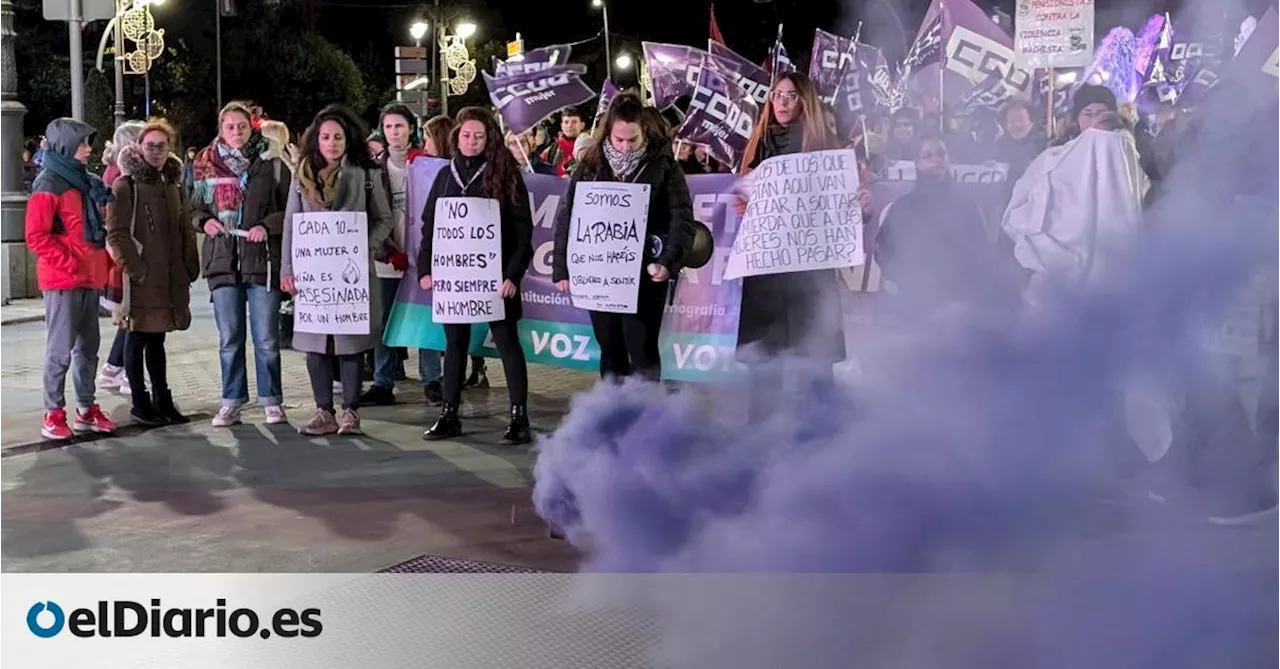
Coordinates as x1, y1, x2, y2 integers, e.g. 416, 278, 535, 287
734, 73, 872, 408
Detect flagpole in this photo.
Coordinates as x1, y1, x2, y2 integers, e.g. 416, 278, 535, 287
938, 0, 946, 133
1046, 68, 1056, 139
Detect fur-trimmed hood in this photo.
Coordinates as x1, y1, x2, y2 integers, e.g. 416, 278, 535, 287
117, 143, 183, 182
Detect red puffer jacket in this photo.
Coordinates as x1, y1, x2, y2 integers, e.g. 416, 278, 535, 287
25, 180, 111, 291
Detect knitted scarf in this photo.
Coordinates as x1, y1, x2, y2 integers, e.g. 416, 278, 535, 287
191, 134, 267, 228
297, 159, 342, 210
603, 140, 647, 180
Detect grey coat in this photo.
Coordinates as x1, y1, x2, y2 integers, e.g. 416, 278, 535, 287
280, 162, 393, 356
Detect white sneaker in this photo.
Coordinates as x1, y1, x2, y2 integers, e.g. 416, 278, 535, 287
97, 365, 124, 389
211, 405, 242, 427
264, 405, 288, 425
332, 381, 342, 392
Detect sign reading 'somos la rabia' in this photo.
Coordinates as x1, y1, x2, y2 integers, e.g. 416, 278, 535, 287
1014, 0, 1095, 69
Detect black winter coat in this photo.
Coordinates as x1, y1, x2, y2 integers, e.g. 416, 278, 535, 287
551, 142, 694, 283
736, 124, 846, 363
418, 154, 534, 322
191, 153, 291, 291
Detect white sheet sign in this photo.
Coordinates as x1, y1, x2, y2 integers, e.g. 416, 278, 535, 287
723, 148, 864, 281
291, 211, 371, 335
567, 181, 650, 314
431, 197, 505, 324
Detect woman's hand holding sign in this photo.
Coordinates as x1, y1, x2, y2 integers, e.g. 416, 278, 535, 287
647, 263, 670, 282
419, 275, 433, 291
555, 280, 569, 294
281, 274, 296, 295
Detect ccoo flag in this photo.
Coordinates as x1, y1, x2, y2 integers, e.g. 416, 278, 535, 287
484, 65, 596, 135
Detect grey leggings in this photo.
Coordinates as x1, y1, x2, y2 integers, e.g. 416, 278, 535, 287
306, 352, 361, 411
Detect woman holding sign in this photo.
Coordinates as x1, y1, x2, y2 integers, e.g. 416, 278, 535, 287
280, 105, 394, 436
734, 73, 873, 391
418, 107, 534, 445
551, 93, 695, 382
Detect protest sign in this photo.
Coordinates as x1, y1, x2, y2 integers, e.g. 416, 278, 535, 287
291, 211, 371, 335
1014, 0, 1096, 69
723, 149, 864, 281
566, 182, 651, 314
431, 197, 505, 324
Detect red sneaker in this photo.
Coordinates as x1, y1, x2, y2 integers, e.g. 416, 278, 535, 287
41, 409, 73, 441
74, 404, 117, 434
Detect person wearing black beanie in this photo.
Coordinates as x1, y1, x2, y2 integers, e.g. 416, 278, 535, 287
1070, 84, 1118, 132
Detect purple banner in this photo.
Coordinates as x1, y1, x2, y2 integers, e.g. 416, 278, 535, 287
676, 56, 759, 169
707, 42, 771, 106
494, 43, 573, 78
484, 65, 597, 135
388, 160, 744, 381
642, 42, 708, 109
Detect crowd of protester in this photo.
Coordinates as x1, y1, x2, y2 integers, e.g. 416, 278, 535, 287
20, 63, 1277, 518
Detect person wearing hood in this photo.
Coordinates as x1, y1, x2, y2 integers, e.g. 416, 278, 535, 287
419, 107, 534, 444
552, 92, 695, 382
25, 118, 117, 440
98, 119, 147, 398
192, 101, 293, 428
105, 119, 200, 426
280, 104, 394, 437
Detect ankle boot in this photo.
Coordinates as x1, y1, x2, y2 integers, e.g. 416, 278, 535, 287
153, 388, 190, 424
131, 394, 170, 427
464, 364, 489, 389
423, 403, 462, 440
501, 404, 532, 445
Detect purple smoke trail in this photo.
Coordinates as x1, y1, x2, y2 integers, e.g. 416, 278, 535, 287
531, 12, 1277, 665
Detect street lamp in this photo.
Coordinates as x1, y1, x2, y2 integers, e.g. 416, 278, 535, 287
409, 20, 430, 118
615, 53, 632, 71
592, 0, 611, 81
454, 20, 476, 39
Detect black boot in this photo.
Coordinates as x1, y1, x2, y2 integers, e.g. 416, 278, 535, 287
131, 394, 170, 427
423, 403, 461, 440
464, 359, 489, 389
501, 405, 532, 445
153, 388, 190, 424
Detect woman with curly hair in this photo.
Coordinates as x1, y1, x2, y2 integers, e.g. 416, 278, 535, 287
280, 104, 394, 436
419, 107, 534, 445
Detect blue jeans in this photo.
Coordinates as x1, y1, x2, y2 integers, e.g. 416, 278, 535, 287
211, 283, 283, 407
372, 277, 442, 388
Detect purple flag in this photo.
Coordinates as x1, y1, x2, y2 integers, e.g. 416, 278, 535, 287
494, 43, 573, 78
676, 55, 759, 170
484, 65, 596, 135
642, 42, 709, 109
707, 42, 771, 106
1221, 6, 1278, 91
907, 0, 1034, 107
768, 39, 794, 79
809, 29, 858, 106
595, 78, 619, 121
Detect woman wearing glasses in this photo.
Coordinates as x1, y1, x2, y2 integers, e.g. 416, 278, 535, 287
105, 119, 200, 425
734, 73, 873, 409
